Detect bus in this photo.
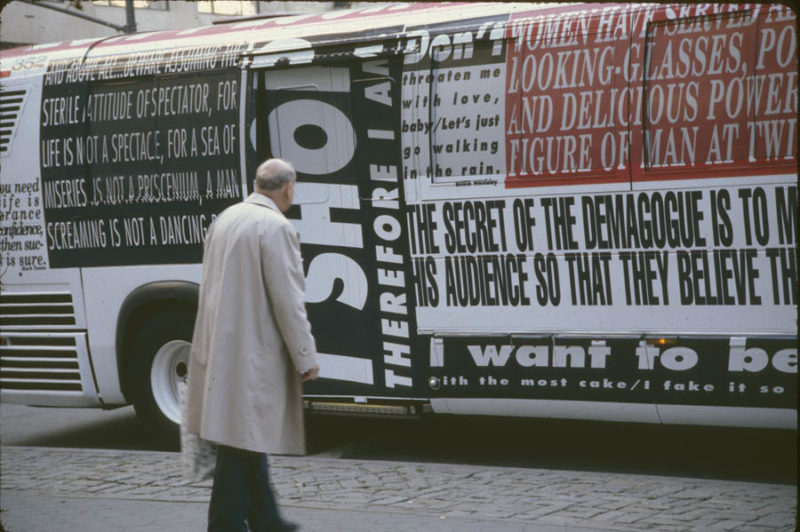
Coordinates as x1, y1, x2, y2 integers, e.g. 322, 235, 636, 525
0, 2, 796, 444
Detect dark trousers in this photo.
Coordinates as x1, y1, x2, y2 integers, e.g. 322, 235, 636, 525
208, 445, 283, 532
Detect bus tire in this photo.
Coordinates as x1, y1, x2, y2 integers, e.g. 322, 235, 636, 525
128, 307, 194, 448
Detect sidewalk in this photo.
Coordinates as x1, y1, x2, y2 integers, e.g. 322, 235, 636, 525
1, 446, 796, 531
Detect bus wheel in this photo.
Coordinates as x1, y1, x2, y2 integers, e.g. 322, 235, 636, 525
128, 309, 193, 448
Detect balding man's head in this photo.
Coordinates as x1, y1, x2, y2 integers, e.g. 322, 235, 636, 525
255, 159, 296, 192
254, 158, 296, 213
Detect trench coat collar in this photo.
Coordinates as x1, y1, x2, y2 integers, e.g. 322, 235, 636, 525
245, 192, 282, 215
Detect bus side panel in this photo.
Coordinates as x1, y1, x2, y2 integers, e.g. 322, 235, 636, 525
19, 47, 247, 406
0, 71, 100, 406
399, 4, 797, 425
411, 181, 795, 335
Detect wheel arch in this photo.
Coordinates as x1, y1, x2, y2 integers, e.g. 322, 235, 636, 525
116, 281, 199, 403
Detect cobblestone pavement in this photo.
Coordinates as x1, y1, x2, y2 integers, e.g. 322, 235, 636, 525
0, 446, 796, 531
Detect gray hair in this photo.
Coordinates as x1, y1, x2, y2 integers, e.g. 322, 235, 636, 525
255, 159, 296, 191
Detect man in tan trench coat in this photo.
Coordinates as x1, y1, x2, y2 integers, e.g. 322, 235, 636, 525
184, 158, 320, 532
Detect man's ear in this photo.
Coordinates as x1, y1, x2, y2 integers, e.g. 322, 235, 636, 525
284, 181, 295, 203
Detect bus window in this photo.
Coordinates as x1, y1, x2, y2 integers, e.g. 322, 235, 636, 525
503, 12, 629, 188
262, 67, 356, 184
428, 38, 506, 185
638, 9, 796, 181
752, 10, 797, 165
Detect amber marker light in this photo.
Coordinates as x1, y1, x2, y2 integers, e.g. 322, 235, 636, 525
646, 337, 677, 347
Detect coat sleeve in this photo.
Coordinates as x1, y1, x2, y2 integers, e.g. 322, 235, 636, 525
189, 217, 218, 366
261, 220, 319, 375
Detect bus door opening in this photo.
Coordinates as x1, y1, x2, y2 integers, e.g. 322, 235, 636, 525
250, 59, 420, 400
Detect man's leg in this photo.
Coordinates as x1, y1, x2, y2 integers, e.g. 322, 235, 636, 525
246, 453, 296, 531
208, 445, 251, 532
